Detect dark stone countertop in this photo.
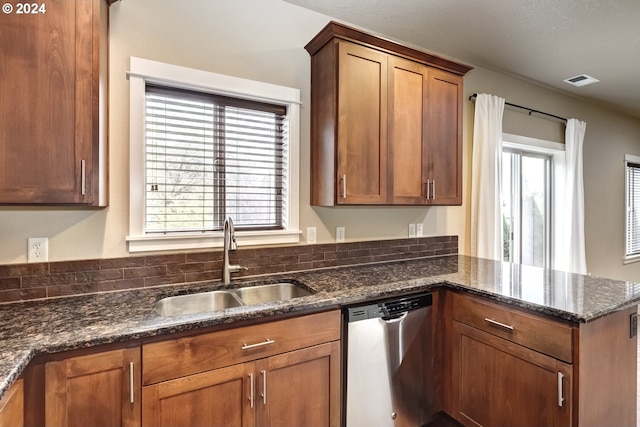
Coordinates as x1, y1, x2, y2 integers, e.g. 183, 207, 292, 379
1, 254, 639, 400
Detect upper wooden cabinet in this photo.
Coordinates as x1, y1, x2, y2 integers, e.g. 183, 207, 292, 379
305, 21, 471, 206
0, 0, 108, 206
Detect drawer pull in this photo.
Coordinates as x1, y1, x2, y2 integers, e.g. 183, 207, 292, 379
342, 174, 347, 199
261, 370, 267, 404
81, 160, 86, 196
557, 372, 565, 407
242, 338, 275, 350
249, 373, 254, 408
129, 362, 134, 404
484, 318, 514, 331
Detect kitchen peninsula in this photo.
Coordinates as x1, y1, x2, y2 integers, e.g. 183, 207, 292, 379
0, 254, 638, 426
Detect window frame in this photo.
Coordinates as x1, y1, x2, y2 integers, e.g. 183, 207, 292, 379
126, 57, 301, 253
624, 154, 640, 263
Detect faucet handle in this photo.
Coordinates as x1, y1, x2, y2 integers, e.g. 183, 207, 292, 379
229, 264, 248, 274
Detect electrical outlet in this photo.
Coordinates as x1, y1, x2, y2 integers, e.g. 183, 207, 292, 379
408, 224, 416, 238
307, 227, 317, 244
28, 237, 48, 263
416, 223, 424, 237
336, 226, 345, 243
631, 313, 638, 338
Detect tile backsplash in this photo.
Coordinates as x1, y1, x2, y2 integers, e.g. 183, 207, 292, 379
0, 236, 457, 303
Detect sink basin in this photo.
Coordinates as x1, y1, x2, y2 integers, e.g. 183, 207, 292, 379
234, 282, 313, 305
155, 291, 243, 317
155, 282, 313, 317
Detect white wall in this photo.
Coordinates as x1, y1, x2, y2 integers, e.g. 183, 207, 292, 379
1, 0, 639, 283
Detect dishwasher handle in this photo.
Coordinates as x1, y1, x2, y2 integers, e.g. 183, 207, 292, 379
381, 311, 408, 323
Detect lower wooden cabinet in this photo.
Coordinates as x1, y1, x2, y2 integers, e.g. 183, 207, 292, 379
142, 310, 342, 427
446, 291, 638, 427
448, 292, 574, 427
44, 347, 141, 427
254, 341, 340, 427
451, 321, 572, 427
142, 362, 254, 427
142, 341, 340, 427
37, 310, 340, 427
0, 378, 23, 427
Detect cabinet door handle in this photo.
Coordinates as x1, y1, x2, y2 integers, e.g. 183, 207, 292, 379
484, 317, 514, 331
249, 372, 254, 408
81, 160, 86, 196
261, 370, 267, 405
557, 372, 565, 407
341, 174, 347, 199
129, 362, 135, 404
432, 180, 436, 199
424, 180, 430, 199
241, 338, 275, 350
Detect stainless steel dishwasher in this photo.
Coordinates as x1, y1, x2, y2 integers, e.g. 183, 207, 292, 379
344, 292, 434, 427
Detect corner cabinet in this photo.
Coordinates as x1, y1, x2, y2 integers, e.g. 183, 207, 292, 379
305, 21, 470, 206
141, 310, 341, 427
0, 0, 108, 206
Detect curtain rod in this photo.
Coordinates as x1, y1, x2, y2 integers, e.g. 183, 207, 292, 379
468, 93, 567, 123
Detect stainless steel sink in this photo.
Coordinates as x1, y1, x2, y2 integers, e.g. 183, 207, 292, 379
155, 290, 243, 317
234, 282, 313, 305
155, 282, 313, 317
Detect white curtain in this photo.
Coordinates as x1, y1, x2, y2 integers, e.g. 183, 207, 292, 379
563, 118, 587, 274
471, 94, 505, 260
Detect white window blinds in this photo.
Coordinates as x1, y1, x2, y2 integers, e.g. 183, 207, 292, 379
626, 159, 640, 256
144, 85, 287, 234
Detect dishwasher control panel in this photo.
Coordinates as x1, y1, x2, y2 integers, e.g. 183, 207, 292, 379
345, 292, 432, 322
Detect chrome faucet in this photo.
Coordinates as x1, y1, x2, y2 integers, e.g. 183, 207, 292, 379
222, 217, 247, 284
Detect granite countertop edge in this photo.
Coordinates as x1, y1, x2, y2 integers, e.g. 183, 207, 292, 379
1, 254, 639, 401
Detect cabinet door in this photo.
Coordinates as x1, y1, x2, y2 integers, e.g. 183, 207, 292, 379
426, 69, 463, 205
387, 56, 429, 205
45, 347, 140, 427
0, 379, 23, 427
257, 341, 340, 427
451, 322, 572, 427
0, 0, 105, 204
142, 363, 254, 427
337, 42, 388, 204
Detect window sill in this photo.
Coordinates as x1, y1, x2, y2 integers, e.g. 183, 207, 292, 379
623, 254, 640, 265
126, 229, 302, 253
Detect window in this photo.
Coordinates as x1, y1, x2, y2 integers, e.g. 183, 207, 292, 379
501, 134, 565, 269
127, 57, 301, 252
145, 86, 286, 233
625, 154, 640, 261
502, 149, 551, 267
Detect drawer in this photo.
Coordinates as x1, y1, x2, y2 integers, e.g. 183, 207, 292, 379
142, 310, 340, 385
451, 293, 573, 363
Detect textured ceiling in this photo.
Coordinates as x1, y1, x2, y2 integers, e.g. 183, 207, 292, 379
284, 0, 640, 118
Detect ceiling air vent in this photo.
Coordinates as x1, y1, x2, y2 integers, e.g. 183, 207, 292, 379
563, 74, 599, 87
